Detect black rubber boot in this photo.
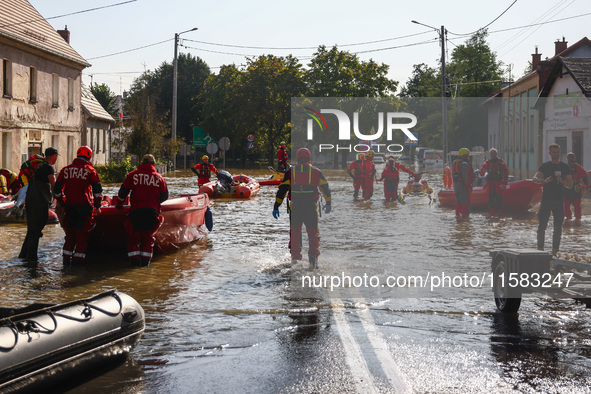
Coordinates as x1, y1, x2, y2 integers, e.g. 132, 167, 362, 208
309, 255, 318, 270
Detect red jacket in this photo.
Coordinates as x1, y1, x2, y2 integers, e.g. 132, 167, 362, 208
54, 158, 102, 207
278, 147, 289, 165
119, 163, 168, 212
480, 158, 508, 182
379, 162, 413, 181
192, 162, 217, 179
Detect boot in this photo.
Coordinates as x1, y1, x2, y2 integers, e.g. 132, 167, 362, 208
140, 258, 151, 267
131, 258, 141, 267
18, 236, 29, 259
25, 237, 39, 263
353, 191, 358, 199
309, 255, 318, 270
488, 209, 495, 217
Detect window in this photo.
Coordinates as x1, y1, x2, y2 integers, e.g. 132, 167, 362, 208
29, 66, 37, 102
52, 73, 59, 107
3, 59, 12, 97
68, 78, 74, 110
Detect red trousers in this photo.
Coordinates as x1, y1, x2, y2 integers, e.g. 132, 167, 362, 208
63, 206, 95, 262
289, 202, 320, 260
564, 198, 582, 220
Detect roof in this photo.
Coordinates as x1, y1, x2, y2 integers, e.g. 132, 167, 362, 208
81, 83, 115, 125
0, 0, 89, 68
538, 57, 591, 99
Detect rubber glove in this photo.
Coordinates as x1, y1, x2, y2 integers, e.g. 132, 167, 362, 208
272, 209, 280, 219
324, 204, 332, 214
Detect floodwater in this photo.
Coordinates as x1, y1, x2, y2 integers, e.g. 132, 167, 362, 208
1, 165, 590, 393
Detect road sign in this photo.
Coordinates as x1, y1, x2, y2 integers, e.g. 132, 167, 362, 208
248, 142, 255, 150
219, 137, 230, 151
193, 126, 207, 148
206, 142, 218, 155
247, 134, 255, 143
404, 133, 418, 146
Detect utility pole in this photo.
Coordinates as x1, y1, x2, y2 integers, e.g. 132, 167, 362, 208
412, 21, 448, 162
172, 27, 198, 170
440, 25, 448, 163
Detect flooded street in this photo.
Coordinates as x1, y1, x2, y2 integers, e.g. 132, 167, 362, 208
1, 166, 590, 393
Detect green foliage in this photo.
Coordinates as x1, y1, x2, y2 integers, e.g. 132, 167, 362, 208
90, 82, 117, 118
306, 45, 398, 97
399, 63, 441, 98
95, 157, 133, 184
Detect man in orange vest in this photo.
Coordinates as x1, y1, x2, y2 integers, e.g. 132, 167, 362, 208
347, 153, 365, 199
452, 148, 476, 218
272, 148, 331, 269
479, 148, 509, 217
191, 155, 218, 186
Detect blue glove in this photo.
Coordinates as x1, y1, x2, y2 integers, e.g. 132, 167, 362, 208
324, 204, 331, 214
272, 209, 280, 219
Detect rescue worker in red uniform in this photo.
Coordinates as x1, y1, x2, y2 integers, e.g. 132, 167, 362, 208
452, 148, 476, 218
443, 162, 453, 189
277, 141, 289, 172
563, 152, 588, 221
54, 146, 103, 265
191, 155, 218, 186
361, 150, 376, 199
378, 156, 414, 201
117, 154, 169, 266
272, 148, 331, 269
479, 148, 509, 217
0, 168, 21, 195
347, 153, 365, 199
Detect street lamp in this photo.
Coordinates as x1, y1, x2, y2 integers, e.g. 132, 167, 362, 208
411, 20, 448, 162
172, 27, 198, 169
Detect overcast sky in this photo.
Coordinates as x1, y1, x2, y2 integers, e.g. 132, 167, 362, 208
29, 0, 591, 96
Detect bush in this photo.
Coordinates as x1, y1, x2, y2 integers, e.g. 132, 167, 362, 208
95, 158, 134, 183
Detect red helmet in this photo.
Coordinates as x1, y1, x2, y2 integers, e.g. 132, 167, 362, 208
77, 146, 93, 160
296, 148, 311, 162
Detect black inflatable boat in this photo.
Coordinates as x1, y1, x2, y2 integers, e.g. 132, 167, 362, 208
0, 290, 145, 392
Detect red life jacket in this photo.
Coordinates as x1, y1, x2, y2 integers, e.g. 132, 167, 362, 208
484, 158, 506, 181
452, 159, 475, 184
381, 163, 400, 181
195, 162, 215, 178
348, 159, 364, 177
122, 163, 168, 212
56, 158, 102, 207
291, 164, 321, 200
19, 154, 45, 181
278, 147, 289, 163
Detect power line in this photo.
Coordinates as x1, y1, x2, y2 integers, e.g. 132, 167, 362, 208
447, 0, 517, 36
87, 39, 173, 60
0, 0, 137, 29
182, 30, 434, 50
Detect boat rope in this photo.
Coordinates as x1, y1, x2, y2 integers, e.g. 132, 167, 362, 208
0, 322, 18, 351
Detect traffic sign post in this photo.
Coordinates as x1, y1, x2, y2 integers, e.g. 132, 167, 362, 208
219, 137, 230, 169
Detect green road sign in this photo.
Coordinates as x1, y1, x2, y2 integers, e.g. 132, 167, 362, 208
193, 126, 214, 148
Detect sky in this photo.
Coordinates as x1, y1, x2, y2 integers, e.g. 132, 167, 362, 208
29, 0, 591, 96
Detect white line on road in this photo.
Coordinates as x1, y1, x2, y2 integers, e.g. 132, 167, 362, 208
332, 292, 379, 394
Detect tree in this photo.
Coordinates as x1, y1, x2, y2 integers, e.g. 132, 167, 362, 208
241, 55, 307, 165
399, 63, 440, 98
446, 30, 504, 98
124, 73, 179, 160
90, 82, 117, 118
306, 45, 398, 97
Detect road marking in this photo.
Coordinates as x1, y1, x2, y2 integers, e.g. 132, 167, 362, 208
332, 292, 379, 394
331, 289, 411, 393
357, 307, 410, 392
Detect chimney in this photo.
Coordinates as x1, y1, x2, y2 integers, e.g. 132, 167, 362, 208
57, 25, 70, 44
555, 37, 567, 55
532, 46, 541, 72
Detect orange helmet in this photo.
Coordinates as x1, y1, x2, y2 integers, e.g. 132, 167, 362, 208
77, 146, 93, 160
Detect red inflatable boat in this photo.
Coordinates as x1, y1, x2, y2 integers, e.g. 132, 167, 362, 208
72, 193, 211, 254
437, 180, 542, 212
199, 172, 260, 198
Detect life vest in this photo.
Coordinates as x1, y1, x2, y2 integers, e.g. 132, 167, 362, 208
485, 158, 505, 181
443, 165, 453, 188
0, 168, 19, 189
348, 159, 364, 177
381, 163, 399, 181
19, 154, 45, 184
197, 162, 214, 178
278, 147, 289, 164
291, 164, 321, 197
452, 159, 475, 184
